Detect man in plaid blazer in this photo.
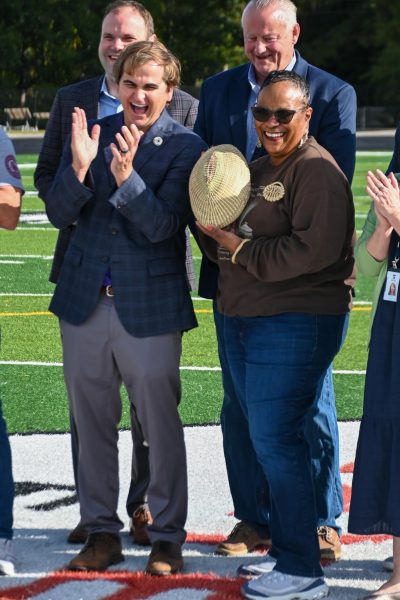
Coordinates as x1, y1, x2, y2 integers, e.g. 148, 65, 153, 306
34, 0, 199, 548
35, 4, 198, 285
45, 41, 206, 574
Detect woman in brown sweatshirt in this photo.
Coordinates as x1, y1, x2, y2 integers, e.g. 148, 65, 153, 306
197, 71, 354, 600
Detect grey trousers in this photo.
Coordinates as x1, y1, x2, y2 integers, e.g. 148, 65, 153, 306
60, 295, 188, 544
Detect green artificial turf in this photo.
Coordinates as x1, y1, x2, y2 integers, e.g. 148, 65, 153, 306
0, 152, 393, 433
1, 364, 224, 433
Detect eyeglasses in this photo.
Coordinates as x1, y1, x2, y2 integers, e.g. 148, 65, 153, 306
251, 105, 309, 124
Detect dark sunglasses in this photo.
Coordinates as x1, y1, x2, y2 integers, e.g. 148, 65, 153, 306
251, 105, 308, 124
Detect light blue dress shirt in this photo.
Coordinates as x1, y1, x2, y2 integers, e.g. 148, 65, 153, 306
98, 77, 123, 119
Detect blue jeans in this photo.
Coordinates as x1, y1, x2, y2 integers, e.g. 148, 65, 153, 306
0, 398, 14, 539
219, 311, 346, 577
217, 308, 271, 538
217, 304, 347, 536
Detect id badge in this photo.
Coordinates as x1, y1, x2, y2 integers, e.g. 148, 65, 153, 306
383, 270, 400, 302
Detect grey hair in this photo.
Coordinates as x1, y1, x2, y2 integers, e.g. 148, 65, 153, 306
242, 0, 297, 29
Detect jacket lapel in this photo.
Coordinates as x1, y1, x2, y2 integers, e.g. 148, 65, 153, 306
292, 50, 308, 78
228, 65, 251, 154
98, 113, 124, 191
84, 76, 104, 120
132, 109, 173, 174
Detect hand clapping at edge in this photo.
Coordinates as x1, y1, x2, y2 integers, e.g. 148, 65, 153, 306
71, 107, 101, 183
366, 169, 400, 234
365, 169, 400, 261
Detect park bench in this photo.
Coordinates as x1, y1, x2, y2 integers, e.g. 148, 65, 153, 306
4, 107, 32, 130
33, 111, 50, 130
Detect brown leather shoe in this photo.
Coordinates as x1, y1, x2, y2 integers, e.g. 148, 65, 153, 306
215, 522, 271, 556
66, 532, 124, 571
317, 525, 341, 561
146, 540, 183, 576
130, 507, 152, 546
67, 523, 88, 544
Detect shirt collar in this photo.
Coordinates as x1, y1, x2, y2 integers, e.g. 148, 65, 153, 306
100, 76, 118, 100
247, 52, 297, 89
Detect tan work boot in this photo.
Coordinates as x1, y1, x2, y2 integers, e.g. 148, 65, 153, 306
130, 507, 152, 546
317, 526, 341, 561
66, 532, 124, 571
215, 522, 271, 556
146, 540, 183, 576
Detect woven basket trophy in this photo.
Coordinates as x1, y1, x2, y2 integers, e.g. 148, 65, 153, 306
189, 144, 251, 228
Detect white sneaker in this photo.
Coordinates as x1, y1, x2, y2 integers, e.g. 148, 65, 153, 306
383, 555, 394, 572
237, 554, 278, 578
241, 569, 329, 600
0, 539, 16, 576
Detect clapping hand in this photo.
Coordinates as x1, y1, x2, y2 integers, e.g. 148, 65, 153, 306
366, 169, 400, 232
110, 124, 143, 187
71, 107, 100, 182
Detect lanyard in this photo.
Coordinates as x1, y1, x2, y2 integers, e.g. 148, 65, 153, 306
392, 240, 400, 270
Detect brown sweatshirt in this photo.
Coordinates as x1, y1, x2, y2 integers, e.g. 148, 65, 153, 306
200, 137, 355, 317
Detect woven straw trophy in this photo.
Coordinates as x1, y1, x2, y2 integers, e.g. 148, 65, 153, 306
189, 144, 251, 228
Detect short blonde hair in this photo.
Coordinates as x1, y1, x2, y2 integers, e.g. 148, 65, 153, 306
113, 40, 181, 88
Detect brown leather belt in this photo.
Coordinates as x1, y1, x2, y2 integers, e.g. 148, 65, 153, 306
100, 285, 114, 297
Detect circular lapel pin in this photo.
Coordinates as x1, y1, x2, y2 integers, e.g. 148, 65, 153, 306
153, 136, 163, 146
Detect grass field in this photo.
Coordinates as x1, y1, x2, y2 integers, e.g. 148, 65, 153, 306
0, 152, 391, 434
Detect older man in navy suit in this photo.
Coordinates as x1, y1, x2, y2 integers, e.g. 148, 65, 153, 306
194, 0, 356, 563
34, 0, 199, 548
45, 41, 206, 575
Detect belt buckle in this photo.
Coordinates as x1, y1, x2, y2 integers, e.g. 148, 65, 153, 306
105, 284, 114, 298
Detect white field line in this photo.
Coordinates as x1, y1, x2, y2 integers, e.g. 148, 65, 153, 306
0, 254, 53, 259
15, 227, 55, 231
0, 292, 53, 296
0, 360, 366, 375
356, 151, 392, 157
18, 152, 392, 169
0, 292, 372, 306
0, 260, 24, 264
0, 293, 373, 307
19, 214, 49, 223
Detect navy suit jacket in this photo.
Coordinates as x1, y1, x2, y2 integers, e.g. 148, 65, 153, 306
194, 50, 357, 298
34, 75, 199, 283
386, 124, 400, 174
46, 110, 207, 337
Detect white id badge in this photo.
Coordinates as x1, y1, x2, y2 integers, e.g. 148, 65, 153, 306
383, 270, 400, 302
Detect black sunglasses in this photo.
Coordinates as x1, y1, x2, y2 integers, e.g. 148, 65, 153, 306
251, 105, 308, 124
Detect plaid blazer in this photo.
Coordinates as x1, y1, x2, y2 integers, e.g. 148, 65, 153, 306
46, 110, 206, 337
34, 76, 199, 283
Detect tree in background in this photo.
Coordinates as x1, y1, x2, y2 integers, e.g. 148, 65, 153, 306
147, 0, 244, 85
0, 0, 244, 103
1, 0, 400, 111
0, 0, 105, 106
365, 0, 400, 106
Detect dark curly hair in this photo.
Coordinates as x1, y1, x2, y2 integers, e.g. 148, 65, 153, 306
260, 70, 310, 105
